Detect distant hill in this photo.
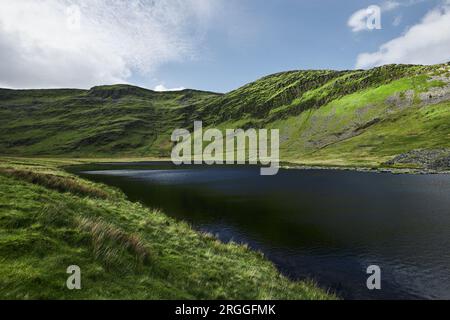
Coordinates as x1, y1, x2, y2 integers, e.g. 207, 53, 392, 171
1, 63, 449, 167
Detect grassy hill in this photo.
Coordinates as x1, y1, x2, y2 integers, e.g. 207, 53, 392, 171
1, 62, 450, 167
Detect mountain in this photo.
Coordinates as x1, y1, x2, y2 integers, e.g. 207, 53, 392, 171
1, 63, 450, 168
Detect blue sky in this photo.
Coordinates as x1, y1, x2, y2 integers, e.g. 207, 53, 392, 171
0, 0, 449, 91
151, 0, 445, 92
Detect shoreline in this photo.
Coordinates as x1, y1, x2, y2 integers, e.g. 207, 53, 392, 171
2, 155, 449, 175
281, 163, 450, 175
71, 159, 450, 299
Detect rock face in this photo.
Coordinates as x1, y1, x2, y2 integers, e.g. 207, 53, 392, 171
420, 84, 450, 106
385, 149, 450, 170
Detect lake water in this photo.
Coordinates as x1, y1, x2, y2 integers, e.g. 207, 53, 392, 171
74, 162, 450, 300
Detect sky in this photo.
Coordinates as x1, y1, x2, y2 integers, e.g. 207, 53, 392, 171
0, 0, 449, 92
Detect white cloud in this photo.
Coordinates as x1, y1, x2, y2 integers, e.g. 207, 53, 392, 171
347, 1, 401, 32
347, 1, 427, 32
348, 6, 379, 32
355, 4, 450, 68
0, 0, 218, 89
154, 84, 185, 92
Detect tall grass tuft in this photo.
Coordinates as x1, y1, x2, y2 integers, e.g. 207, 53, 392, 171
0, 168, 109, 199
76, 217, 150, 268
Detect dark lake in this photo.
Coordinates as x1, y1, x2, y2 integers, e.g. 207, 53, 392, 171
73, 162, 450, 300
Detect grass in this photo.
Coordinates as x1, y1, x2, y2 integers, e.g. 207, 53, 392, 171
76, 216, 151, 267
300, 100, 450, 166
0, 168, 110, 199
0, 157, 334, 300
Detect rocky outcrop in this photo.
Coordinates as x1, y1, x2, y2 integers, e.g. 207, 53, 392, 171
385, 149, 450, 170
419, 84, 450, 106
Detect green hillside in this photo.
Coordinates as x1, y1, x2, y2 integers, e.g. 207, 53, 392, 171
1, 63, 450, 168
